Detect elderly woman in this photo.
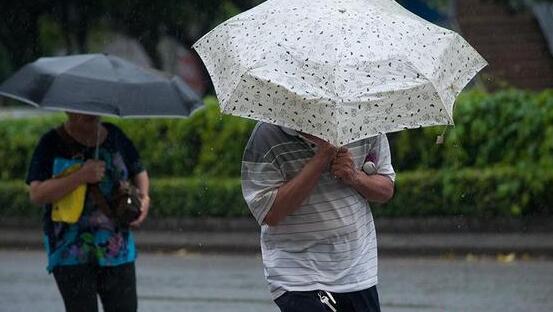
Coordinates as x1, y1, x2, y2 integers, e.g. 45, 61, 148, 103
26, 113, 150, 312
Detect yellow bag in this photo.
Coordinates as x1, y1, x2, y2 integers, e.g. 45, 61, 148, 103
52, 164, 86, 223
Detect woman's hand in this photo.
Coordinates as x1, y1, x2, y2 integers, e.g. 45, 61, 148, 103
77, 160, 106, 184
130, 171, 150, 227
130, 193, 150, 227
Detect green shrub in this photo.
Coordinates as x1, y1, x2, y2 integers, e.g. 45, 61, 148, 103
2, 89, 552, 180
0, 114, 65, 180
115, 97, 255, 178
0, 178, 248, 220
0, 180, 35, 218
380, 166, 553, 217
3, 168, 551, 220
0, 96, 255, 180
149, 178, 246, 217
392, 89, 553, 171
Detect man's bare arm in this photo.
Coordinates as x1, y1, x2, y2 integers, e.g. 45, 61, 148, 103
350, 172, 394, 203
264, 137, 336, 226
331, 148, 394, 203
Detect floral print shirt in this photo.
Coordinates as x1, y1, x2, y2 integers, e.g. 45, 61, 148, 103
26, 123, 144, 272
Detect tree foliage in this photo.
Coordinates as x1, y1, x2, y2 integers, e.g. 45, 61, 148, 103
0, 0, 261, 78
423, 0, 553, 11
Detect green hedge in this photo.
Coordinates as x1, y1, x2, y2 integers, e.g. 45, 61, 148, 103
114, 97, 255, 178
0, 178, 248, 220
381, 166, 552, 217
0, 180, 35, 218
149, 178, 246, 217
393, 89, 553, 171
0, 97, 255, 180
0, 114, 61, 180
4, 168, 551, 220
1, 89, 552, 180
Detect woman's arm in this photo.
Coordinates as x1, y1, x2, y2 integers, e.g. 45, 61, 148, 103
30, 174, 83, 205
29, 160, 105, 205
130, 170, 150, 227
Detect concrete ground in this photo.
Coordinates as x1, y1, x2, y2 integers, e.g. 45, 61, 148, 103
1, 250, 552, 312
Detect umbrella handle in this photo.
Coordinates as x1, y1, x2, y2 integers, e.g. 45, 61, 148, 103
436, 126, 448, 145
95, 121, 100, 160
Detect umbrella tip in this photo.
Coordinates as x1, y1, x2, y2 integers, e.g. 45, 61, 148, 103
436, 126, 449, 145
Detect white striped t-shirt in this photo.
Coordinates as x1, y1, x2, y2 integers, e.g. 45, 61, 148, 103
241, 122, 395, 300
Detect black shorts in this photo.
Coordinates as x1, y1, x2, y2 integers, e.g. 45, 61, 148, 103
275, 286, 381, 312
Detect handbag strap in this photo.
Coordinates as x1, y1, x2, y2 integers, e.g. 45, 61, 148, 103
55, 124, 113, 218
88, 184, 113, 218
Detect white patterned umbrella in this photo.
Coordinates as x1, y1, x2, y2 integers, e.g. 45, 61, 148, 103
193, 0, 487, 145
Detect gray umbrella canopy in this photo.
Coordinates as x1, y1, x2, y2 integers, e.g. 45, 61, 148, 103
0, 54, 203, 117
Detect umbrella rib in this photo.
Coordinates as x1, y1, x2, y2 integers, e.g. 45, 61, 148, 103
0, 91, 41, 108
52, 54, 103, 75
415, 70, 451, 120
0, 53, 203, 118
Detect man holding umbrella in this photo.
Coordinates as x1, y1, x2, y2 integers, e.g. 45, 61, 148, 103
193, 0, 486, 310
242, 124, 395, 311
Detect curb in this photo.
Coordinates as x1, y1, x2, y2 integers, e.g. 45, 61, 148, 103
4, 216, 553, 233
2, 228, 553, 257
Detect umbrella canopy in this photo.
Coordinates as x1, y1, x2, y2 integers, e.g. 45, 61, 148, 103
193, 0, 487, 145
0, 53, 203, 118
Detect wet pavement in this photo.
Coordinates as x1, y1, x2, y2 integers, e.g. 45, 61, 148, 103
1, 250, 552, 312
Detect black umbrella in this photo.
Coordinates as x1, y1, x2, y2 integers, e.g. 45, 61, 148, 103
0, 53, 205, 158
0, 53, 204, 118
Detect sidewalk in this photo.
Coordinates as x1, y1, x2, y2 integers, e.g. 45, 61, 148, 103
2, 227, 553, 256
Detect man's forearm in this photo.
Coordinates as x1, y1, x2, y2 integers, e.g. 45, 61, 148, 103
350, 170, 394, 203
264, 152, 332, 226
